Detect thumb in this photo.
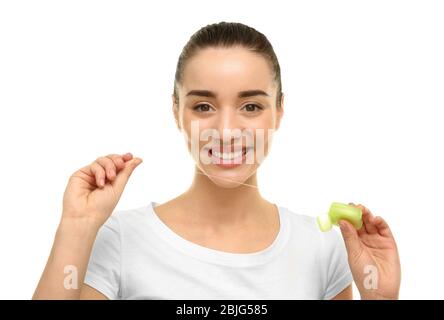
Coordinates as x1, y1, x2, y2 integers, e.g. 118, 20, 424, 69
339, 219, 363, 261
112, 157, 143, 194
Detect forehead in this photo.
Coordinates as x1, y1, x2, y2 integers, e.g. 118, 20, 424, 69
181, 46, 276, 96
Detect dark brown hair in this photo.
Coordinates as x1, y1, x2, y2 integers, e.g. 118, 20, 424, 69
173, 21, 283, 108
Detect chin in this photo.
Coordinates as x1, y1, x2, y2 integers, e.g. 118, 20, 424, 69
207, 176, 249, 189
198, 163, 257, 189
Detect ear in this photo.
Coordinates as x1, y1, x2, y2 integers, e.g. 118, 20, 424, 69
275, 93, 284, 131
172, 94, 181, 130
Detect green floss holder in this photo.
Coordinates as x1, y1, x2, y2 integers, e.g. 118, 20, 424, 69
317, 202, 363, 232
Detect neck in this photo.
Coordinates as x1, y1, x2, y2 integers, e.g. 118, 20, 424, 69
179, 166, 267, 226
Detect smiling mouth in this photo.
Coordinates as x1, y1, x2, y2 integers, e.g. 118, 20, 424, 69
209, 147, 247, 160
207, 146, 254, 166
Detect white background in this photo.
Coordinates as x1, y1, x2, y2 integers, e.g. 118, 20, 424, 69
0, 0, 443, 299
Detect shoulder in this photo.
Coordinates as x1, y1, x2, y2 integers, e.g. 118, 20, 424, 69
105, 203, 151, 226
280, 205, 352, 299
279, 205, 346, 253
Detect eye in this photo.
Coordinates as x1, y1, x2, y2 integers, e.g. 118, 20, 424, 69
242, 103, 263, 112
193, 103, 214, 112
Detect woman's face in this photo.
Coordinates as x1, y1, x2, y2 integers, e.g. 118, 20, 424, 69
173, 46, 284, 188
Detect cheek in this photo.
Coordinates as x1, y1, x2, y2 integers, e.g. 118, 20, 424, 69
249, 114, 276, 160
252, 132, 273, 161
248, 115, 275, 151
181, 115, 214, 153
245, 108, 276, 130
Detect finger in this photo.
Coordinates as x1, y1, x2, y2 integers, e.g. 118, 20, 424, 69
106, 154, 125, 171
373, 216, 394, 238
339, 219, 364, 263
357, 204, 378, 234
111, 157, 143, 196
78, 165, 97, 185
122, 152, 133, 162
349, 202, 367, 236
90, 162, 106, 188
96, 157, 117, 181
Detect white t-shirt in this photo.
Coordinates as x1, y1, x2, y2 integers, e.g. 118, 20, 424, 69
84, 201, 353, 300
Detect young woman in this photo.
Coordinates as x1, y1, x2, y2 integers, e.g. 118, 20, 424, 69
33, 22, 401, 300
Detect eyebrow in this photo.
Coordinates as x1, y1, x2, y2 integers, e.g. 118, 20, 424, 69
185, 89, 269, 98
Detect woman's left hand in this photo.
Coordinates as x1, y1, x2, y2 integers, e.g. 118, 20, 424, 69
339, 203, 401, 299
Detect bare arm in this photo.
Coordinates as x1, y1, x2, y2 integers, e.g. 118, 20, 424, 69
80, 284, 108, 300
33, 218, 101, 299
331, 285, 353, 300
33, 153, 142, 299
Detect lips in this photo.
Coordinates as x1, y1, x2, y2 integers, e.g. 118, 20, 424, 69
206, 146, 254, 168
209, 147, 247, 160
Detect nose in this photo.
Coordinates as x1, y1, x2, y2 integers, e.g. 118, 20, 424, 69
214, 106, 243, 145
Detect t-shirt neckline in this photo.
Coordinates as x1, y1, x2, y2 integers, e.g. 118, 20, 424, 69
145, 201, 291, 268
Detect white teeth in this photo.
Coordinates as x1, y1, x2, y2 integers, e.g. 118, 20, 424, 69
212, 149, 243, 160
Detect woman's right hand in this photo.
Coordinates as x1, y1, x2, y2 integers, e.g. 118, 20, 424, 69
61, 153, 143, 229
